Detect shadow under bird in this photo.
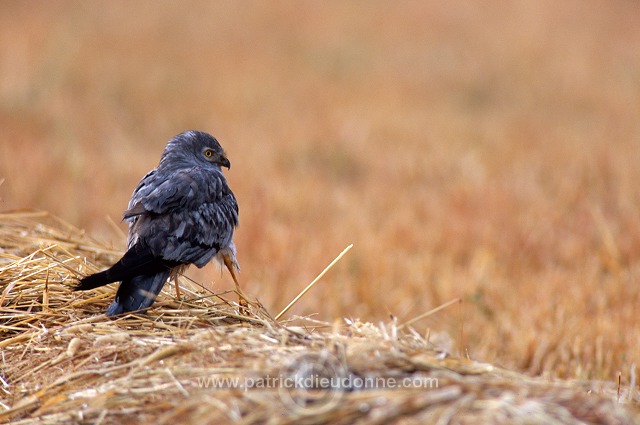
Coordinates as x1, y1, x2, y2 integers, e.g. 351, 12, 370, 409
75, 130, 239, 316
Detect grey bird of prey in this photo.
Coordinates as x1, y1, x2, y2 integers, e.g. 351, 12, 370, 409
75, 130, 239, 316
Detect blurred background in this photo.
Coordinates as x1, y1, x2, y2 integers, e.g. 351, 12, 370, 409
2, 1, 640, 381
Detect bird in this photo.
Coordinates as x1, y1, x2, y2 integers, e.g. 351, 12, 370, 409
75, 130, 239, 316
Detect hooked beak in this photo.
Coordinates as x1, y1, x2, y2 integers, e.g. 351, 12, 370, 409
219, 155, 231, 169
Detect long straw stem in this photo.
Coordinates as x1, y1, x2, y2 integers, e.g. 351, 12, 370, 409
275, 244, 353, 321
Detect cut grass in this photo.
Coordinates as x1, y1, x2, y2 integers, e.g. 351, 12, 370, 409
0, 212, 639, 424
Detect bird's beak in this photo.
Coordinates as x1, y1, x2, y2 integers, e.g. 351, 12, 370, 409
219, 155, 231, 169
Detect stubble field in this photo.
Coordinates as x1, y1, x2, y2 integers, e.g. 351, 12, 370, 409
2, 0, 640, 389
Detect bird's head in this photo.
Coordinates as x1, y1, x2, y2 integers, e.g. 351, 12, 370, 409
160, 130, 231, 170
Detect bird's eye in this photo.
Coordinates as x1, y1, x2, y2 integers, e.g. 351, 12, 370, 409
204, 149, 214, 158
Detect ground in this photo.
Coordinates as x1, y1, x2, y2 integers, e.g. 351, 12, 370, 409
1, 1, 640, 418
0, 213, 638, 423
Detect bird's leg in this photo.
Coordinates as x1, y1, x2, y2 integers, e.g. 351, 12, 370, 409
169, 267, 185, 302
222, 252, 248, 311
173, 276, 182, 300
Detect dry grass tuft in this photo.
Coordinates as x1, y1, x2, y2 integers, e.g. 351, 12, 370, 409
1, 212, 639, 424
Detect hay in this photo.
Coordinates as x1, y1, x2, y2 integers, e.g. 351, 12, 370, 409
0, 211, 638, 424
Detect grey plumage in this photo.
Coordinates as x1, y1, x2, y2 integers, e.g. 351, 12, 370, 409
76, 130, 239, 316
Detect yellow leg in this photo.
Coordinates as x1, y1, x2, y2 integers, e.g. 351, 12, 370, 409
222, 253, 248, 310
174, 276, 182, 300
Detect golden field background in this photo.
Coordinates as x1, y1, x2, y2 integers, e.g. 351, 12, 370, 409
1, 1, 640, 383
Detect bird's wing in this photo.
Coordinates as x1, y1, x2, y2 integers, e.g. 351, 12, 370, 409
123, 167, 238, 267
124, 168, 223, 218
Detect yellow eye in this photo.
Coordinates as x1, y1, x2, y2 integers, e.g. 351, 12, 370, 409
204, 149, 214, 158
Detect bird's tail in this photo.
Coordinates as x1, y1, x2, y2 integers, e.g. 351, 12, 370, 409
106, 269, 172, 316
75, 242, 173, 291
